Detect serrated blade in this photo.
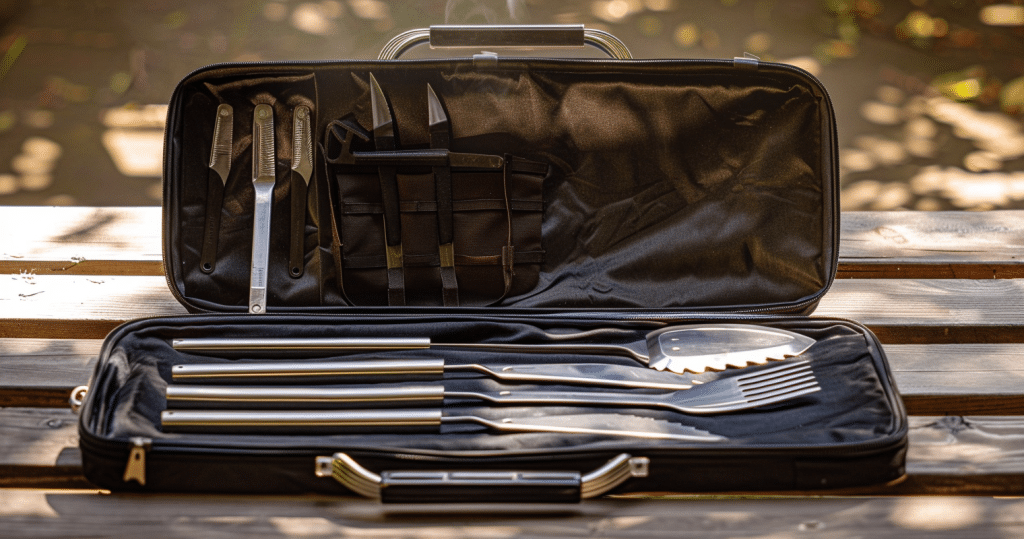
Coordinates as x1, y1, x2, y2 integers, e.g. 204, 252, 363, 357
208, 104, 233, 183
647, 324, 816, 374
291, 105, 312, 183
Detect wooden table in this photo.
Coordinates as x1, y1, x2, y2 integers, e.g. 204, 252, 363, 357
2, 206, 1023, 537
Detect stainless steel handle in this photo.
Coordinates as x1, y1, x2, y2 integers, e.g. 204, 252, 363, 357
165, 384, 445, 409
314, 452, 648, 502
170, 336, 646, 362
171, 358, 445, 383
172, 336, 431, 352
379, 25, 632, 60
160, 409, 442, 434
249, 103, 276, 314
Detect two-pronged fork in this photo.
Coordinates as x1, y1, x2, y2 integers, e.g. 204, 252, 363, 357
166, 360, 819, 415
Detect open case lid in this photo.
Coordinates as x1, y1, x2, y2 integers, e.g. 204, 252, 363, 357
162, 27, 838, 316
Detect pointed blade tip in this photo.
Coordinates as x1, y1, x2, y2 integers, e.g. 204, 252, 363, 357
426, 84, 447, 128
368, 73, 393, 133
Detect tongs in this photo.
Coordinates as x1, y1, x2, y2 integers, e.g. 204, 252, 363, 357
171, 357, 699, 391
160, 409, 724, 442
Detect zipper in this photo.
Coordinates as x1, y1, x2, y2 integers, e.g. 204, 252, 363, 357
161, 57, 838, 316
122, 437, 151, 485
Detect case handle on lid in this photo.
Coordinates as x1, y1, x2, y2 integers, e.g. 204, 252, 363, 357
315, 452, 648, 503
379, 25, 632, 60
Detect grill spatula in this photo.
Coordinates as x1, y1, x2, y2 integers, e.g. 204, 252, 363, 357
172, 324, 816, 374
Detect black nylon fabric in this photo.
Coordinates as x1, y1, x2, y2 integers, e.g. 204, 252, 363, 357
163, 60, 834, 313
81, 316, 901, 458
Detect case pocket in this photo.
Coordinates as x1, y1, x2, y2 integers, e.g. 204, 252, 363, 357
324, 121, 547, 306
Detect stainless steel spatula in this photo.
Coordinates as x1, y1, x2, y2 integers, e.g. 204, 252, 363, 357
172, 324, 816, 374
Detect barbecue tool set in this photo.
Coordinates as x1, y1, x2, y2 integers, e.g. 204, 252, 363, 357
202, 75, 513, 311
75, 26, 907, 501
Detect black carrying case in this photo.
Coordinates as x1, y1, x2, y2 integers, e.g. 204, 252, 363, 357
77, 26, 908, 502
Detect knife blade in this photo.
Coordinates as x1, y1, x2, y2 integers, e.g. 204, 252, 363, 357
428, 84, 459, 306
249, 103, 276, 314
199, 104, 233, 274
289, 105, 313, 278
370, 73, 405, 305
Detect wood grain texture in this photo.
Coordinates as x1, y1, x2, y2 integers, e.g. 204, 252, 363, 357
5, 490, 1024, 539
0, 206, 163, 275
2, 410, 1024, 496
1, 491, 1023, 539
3, 207, 1024, 277
5, 275, 1024, 341
839, 211, 1024, 279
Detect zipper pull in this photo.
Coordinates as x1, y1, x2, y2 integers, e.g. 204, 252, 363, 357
123, 437, 151, 486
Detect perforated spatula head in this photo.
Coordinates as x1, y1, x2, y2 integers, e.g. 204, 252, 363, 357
646, 324, 816, 373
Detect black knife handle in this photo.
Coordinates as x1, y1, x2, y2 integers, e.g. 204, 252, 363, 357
289, 174, 308, 278
199, 172, 225, 274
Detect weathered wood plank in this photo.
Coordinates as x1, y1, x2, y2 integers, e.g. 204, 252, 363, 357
0, 339, 98, 407
2, 490, 1022, 539
839, 210, 1024, 279
3, 207, 1024, 278
1, 491, 1024, 539
2, 409, 1024, 497
5, 341, 1022, 414
0, 206, 163, 275
0, 409, 88, 489
4, 275, 1024, 341
816, 279, 1024, 344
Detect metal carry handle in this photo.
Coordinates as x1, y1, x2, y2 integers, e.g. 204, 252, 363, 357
379, 25, 632, 60
315, 452, 648, 503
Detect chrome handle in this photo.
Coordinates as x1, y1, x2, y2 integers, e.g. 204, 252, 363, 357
165, 384, 445, 409
379, 25, 632, 60
249, 104, 276, 314
315, 452, 648, 502
172, 336, 432, 352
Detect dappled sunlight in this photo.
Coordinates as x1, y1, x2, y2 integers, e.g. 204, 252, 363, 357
980, 4, 1024, 26
890, 497, 985, 531
0, 491, 60, 518
101, 129, 164, 177
100, 104, 167, 178
842, 90, 1024, 210
0, 206, 162, 267
0, 1, 1019, 207
909, 166, 1024, 209
270, 517, 521, 537
102, 105, 167, 128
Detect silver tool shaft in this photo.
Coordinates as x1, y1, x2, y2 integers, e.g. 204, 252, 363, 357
249, 104, 276, 314
159, 409, 724, 441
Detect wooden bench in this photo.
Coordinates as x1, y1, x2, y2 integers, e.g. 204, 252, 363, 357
2, 206, 1023, 537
